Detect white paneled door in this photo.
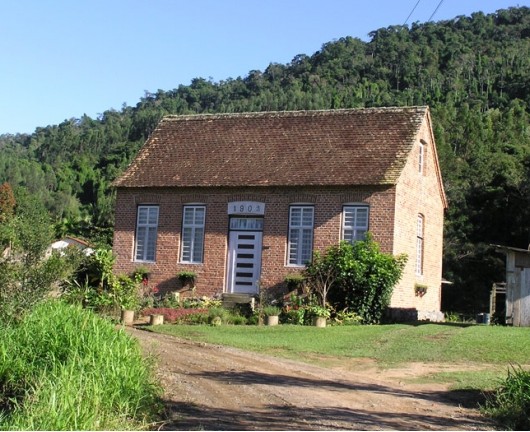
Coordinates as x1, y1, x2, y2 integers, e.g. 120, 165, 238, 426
227, 230, 262, 294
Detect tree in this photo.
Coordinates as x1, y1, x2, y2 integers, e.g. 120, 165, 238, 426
0, 189, 80, 326
303, 248, 340, 308
0, 182, 15, 223
307, 237, 407, 324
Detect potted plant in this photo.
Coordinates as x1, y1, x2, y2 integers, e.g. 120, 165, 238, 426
177, 270, 197, 290
132, 265, 150, 285
262, 305, 281, 326
118, 274, 140, 326
414, 283, 428, 297
284, 273, 305, 292
306, 305, 331, 327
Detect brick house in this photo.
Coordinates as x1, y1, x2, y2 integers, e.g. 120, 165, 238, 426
112, 107, 447, 320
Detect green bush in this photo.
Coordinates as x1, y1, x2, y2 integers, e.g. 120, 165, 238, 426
205, 306, 247, 325
309, 236, 407, 324
63, 248, 142, 316
0, 190, 83, 326
0, 300, 161, 430
284, 273, 305, 291
332, 309, 363, 326
281, 307, 306, 325
484, 365, 530, 430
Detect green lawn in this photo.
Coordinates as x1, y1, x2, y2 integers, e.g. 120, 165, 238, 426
148, 323, 530, 365
148, 323, 530, 390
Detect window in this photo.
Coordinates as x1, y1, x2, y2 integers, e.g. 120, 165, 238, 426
288, 206, 314, 266
418, 141, 425, 174
416, 214, 424, 275
342, 205, 369, 243
181, 205, 206, 263
134, 205, 159, 262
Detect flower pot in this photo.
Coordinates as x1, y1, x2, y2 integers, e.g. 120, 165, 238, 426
265, 315, 279, 326
149, 314, 164, 326
312, 316, 327, 327
121, 309, 135, 326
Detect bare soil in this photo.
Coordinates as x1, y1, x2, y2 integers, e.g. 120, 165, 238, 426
127, 327, 495, 431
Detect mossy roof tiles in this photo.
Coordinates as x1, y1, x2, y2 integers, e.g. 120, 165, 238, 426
114, 107, 428, 188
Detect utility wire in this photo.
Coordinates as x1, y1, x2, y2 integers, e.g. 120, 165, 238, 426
404, 0, 421, 25
428, 0, 445, 22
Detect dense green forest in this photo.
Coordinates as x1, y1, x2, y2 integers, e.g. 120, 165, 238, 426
1, 6, 529, 313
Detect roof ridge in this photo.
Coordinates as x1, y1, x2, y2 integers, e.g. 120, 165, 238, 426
161, 106, 428, 122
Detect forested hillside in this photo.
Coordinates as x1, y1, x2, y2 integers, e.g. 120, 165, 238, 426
1, 6, 529, 313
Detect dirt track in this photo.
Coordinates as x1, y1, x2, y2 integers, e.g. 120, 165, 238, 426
127, 327, 494, 431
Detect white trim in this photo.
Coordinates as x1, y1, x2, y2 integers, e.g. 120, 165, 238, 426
416, 214, 424, 275
418, 141, 425, 174
287, 205, 314, 266
180, 205, 206, 264
342, 205, 369, 243
134, 205, 159, 262
228, 201, 265, 215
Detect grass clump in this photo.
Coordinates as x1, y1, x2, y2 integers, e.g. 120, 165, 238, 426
0, 300, 161, 430
484, 365, 530, 430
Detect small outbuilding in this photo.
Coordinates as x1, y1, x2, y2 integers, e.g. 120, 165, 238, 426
47, 236, 94, 257
494, 245, 530, 327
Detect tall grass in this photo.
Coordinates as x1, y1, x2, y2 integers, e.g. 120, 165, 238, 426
0, 301, 161, 430
484, 365, 530, 430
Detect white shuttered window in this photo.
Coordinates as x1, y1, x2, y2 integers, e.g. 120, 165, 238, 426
416, 214, 424, 275
288, 206, 314, 266
135, 205, 159, 262
342, 205, 369, 243
181, 206, 206, 263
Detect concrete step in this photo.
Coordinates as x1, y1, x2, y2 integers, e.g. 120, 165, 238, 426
222, 293, 255, 309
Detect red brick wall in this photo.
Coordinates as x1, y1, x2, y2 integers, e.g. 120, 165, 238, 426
113, 185, 397, 298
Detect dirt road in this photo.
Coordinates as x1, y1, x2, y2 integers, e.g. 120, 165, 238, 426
128, 327, 494, 430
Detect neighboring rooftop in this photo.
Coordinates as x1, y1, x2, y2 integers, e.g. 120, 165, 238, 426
114, 106, 429, 188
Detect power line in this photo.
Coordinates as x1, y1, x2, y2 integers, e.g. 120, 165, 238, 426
428, 0, 445, 22
404, 0, 421, 25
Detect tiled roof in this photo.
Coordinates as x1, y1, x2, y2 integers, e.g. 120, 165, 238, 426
114, 107, 428, 188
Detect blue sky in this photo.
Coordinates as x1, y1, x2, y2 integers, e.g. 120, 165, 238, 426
0, 0, 527, 135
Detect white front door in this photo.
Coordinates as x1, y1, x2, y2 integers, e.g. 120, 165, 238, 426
227, 230, 263, 294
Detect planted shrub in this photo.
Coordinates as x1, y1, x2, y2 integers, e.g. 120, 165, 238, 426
308, 236, 406, 324
64, 248, 142, 316
281, 307, 306, 325
0, 300, 161, 430
177, 270, 196, 288
284, 273, 305, 291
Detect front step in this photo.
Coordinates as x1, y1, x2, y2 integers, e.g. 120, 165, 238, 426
222, 293, 255, 310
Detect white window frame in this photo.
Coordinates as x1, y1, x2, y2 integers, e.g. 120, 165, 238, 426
134, 205, 159, 262
416, 214, 424, 275
180, 205, 206, 264
419, 141, 425, 174
342, 205, 369, 243
287, 205, 314, 266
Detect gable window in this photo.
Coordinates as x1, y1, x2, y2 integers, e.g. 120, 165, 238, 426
135, 205, 159, 262
181, 205, 206, 263
288, 206, 314, 266
418, 141, 425, 174
416, 214, 424, 275
342, 205, 369, 243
